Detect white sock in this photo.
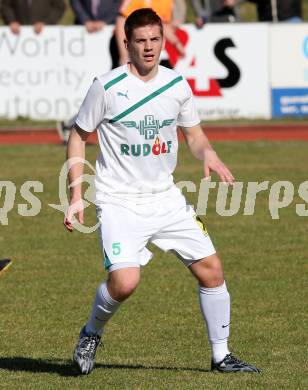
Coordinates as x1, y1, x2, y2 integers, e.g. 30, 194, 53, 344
85, 282, 120, 337
199, 282, 231, 363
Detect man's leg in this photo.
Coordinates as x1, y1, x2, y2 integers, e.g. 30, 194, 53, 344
73, 266, 140, 374
190, 254, 260, 373
86, 267, 140, 335
189, 254, 230, 363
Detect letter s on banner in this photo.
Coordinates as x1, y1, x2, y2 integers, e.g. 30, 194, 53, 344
18, 181, 43, 217
296, 181, 308, 216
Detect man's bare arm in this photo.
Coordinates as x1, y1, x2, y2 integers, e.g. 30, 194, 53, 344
163, 23, 185, 56
181, 124, 235, 183
64, 126, 91, 231
115, 15, 129, 65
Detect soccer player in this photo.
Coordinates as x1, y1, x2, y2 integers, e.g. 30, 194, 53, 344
0, 259, 12, 276
65, 8, 260, 375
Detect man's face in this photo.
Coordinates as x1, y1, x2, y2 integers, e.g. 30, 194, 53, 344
126, 24, 164, 73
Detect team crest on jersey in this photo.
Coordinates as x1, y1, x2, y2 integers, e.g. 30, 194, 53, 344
121, 115, 174, 140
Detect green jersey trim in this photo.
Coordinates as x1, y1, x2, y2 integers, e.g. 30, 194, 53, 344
109, 76, 183, 123
104, 73, 128, 91
103, 249, 112, 269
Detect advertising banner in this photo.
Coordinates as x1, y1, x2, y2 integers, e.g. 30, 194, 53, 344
270, 25, 308, 117
173, 24, 270, 120
0, 26, 113, 120
0, 24, 270, 120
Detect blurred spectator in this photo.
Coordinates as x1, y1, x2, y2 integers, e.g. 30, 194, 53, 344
115, 0, 186, 66
172, 0, 187, 26
247, 0, 302, 22
70, 0, 121, 33
70, 0, 122, 68
192, 0, 240, 27
0, 0, 66, 35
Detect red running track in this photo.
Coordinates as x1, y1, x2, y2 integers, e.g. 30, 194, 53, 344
0, 124, 308, 144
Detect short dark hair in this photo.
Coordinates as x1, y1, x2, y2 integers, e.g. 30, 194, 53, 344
124, 8, 163, 42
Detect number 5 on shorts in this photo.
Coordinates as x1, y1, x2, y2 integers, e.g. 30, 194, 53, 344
112, 242, 121, 256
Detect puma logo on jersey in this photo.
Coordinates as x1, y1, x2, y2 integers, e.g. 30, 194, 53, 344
117, 90, 129, 100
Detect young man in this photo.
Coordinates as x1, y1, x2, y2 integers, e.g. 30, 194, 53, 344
65, 8, 260, 375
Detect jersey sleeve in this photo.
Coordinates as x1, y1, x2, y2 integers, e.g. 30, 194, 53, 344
177, 79, 200, 128
75, 79, 106, 132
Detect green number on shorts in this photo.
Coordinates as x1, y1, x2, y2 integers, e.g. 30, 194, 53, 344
112, 242, 121, 256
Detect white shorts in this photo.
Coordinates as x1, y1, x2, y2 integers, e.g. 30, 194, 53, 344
96, 192, 216, 271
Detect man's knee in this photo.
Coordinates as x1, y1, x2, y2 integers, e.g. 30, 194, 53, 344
111, 279, 139, 301
107, 267, 140, 301
190, 254, 225, 287
206, 254, 224, 283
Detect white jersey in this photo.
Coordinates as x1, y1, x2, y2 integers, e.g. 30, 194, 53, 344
76, 64, 200, 204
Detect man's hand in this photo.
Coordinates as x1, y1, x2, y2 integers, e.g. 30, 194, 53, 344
64, 198, 84, 232
195, 16, 205, 28
181, 125, 235, 183
85, 21, 105, 33
33, 22, 45, 34
94, 21, 105, 31
203, 149, 235, 184
223, 0, 236, 7
85, 21, 97, 33
9, 22, 21, 34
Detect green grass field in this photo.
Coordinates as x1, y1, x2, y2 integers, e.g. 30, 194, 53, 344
0, 141, 307, 389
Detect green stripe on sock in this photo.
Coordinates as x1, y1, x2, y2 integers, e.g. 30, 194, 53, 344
110, 76, 183, 123
104, 73, 128, 91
